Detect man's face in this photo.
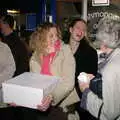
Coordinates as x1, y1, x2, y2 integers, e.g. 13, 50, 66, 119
0, 19, 7, 35
70, 21, 86, 42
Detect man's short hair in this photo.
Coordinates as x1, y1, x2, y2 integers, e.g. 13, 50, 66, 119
0, 9, 7, 17
1, 15, 14, 29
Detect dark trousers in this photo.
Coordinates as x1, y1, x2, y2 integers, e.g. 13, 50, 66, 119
0, 107, 15, 120
0, 106, 67, 120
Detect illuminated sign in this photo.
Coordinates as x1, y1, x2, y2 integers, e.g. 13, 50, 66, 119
92, 0, 109, 6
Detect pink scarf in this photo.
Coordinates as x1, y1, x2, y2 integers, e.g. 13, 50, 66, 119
40, 40, 61, 75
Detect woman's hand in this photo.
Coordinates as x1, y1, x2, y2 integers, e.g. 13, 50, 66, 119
8, 102, 17, 107
37, 95, 53, 111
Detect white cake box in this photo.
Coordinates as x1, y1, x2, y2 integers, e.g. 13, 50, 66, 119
2, 72, 59, 109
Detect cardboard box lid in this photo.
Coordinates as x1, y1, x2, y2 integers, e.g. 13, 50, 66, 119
3, 72, 60, 89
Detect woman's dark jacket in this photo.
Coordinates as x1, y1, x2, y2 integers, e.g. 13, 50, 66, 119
74, 38, 98, 98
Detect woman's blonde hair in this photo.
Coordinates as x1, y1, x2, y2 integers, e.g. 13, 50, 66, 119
29, 22, 62, 55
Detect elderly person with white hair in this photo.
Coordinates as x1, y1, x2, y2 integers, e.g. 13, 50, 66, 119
79, 18, 120, 120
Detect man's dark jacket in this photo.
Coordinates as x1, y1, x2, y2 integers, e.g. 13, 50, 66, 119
2, 32, 29, 76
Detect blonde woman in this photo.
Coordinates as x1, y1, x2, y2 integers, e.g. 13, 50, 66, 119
28, 22, 79, 119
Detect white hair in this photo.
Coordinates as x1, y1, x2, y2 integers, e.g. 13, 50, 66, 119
95, 17, 120, 49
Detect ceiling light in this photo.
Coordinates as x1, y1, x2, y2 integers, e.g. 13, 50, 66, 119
7, 10, 20, 14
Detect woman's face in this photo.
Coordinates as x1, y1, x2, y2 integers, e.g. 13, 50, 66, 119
70, 21, 86, 42
46, 27, 58, 48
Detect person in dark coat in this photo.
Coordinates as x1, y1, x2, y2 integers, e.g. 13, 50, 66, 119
0, 14, 29, 77
63, 18, 98, 98
63, 18, 98, 120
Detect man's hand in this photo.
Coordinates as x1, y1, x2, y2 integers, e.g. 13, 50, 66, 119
79, 82, 89, 92
79, 73, 95, 92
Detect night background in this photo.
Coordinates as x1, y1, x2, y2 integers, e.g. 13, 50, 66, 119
0, 0, 41, 13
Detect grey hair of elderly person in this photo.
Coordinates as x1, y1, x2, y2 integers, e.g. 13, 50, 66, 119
94, 17, 120, 49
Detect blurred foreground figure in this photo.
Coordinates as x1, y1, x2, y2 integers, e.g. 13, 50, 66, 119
0, 41, 15, 101
79, 17, 120, 120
